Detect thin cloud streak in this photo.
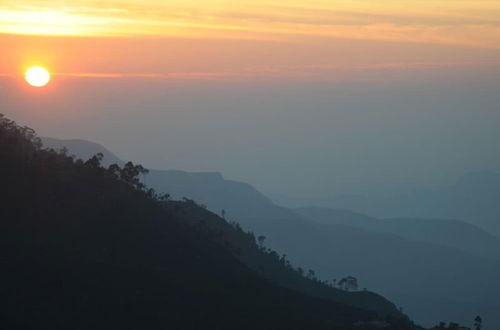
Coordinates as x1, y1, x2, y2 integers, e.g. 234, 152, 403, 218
54, 72, 233, 81
2, 60, 497, 83
48, 60, 500, 82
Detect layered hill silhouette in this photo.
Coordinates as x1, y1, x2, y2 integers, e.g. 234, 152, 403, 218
1, 115, 417, 330
327, 172, 500, 237
42, 138, 303, 224
295, 207, 500, 261
41, 136, 500, 329
43, 137, 124, 166
39, 142, 401, 317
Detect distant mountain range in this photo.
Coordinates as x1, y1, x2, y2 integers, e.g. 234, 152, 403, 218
327, 171, 500, 237
295, 207, 500, 261
42, 137, 500, 328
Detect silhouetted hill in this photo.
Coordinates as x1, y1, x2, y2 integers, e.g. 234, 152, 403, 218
40, 140, 400, 317
41, 138, 298, 223
167, 198, 401, 316
146, 169, 301, 222
2, 115, 414, 330
43, 137, 124, 166
295, 207, 500, 260
39, 136, 500, 328
242, 215, 500, 327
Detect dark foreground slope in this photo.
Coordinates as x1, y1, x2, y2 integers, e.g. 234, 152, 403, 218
0, 115, 415, 330
39, 138, 412, 317
41, 137, 499, 328
167, 199, 401, 316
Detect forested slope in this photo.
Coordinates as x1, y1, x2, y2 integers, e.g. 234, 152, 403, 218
0, 114, 414, 330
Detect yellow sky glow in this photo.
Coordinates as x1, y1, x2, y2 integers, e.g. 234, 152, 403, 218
1, 1, 500, 47
1, 1, 500, 82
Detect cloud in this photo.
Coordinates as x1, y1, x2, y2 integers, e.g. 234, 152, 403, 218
1, 1, 500, 48
34, 60, 497, 83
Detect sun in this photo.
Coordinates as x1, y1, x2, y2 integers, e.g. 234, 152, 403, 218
25, 66, 51, 87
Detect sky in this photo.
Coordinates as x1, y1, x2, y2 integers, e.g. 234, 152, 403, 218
1, 1, 500, 202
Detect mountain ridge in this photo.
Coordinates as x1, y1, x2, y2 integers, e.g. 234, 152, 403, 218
2, 115, 414, 330
295, 207, 500, 261
41, 137, 398, 316
40, 136, 500, 328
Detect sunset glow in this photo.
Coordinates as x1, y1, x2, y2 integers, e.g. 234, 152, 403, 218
2, 1, 500, 328
1, 1, 499, 83
1, 1, 500, 47
25, 66, 51, 87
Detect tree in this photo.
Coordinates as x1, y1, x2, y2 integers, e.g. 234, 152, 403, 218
257, 235, 266, 248
338, 276, 358, 291
108, 163, 122, 178
474, 316, 482, 330
158, 193, 171, 202
120, 161, 149, 189
85, 153, 104, 169
297, 267, 304, 276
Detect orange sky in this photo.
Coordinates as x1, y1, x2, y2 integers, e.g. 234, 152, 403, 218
1, 0, 500, 81
2, 1, 500, 201
2, 1, 500, 46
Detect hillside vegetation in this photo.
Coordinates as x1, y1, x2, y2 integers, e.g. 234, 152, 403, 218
0, 114, 415, 330
41, 136, 500, 328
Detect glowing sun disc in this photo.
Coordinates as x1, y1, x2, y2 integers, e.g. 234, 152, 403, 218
25, 66, 51, 87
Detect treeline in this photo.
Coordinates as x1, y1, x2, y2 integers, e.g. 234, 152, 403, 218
4, 113, 470, 329
2, 113, 418, 330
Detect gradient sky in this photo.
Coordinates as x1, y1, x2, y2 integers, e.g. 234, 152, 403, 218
1, 1, 500, 203
2, 1, 500, 46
